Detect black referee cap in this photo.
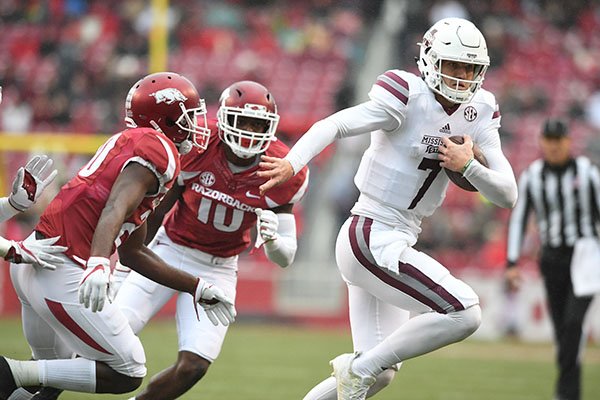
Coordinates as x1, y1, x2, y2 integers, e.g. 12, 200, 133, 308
542, 118, 569, 138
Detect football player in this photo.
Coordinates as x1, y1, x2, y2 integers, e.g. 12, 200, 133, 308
0, 72, 236, 400
0, 155, 66, 270
259, 18, 517, 400
114, 80, 309, 400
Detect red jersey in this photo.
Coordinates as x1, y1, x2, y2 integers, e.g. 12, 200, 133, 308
37, 128, 181, 265
163, 131, 309, 257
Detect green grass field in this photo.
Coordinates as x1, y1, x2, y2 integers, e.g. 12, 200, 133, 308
1, 318, 599, 399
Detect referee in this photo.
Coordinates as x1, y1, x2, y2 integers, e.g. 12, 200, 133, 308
506, 118, 597, 400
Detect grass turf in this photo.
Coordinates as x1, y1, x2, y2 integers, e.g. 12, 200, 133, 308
0, 318, 598, 399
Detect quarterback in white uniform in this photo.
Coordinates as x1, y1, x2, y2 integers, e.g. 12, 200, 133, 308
259, 18, 517, 400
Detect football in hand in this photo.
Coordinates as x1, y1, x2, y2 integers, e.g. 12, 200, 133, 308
444, 135, 488, 192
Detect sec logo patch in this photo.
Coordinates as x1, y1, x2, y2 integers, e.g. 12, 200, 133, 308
464, 106, 477, 122
200, 171, 216, 187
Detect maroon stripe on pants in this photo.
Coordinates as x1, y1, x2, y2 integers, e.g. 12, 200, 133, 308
349, 216, 446, 313
397, 263, 464, 312
46, 299, 113, 355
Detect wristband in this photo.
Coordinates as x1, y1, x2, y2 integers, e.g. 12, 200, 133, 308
461, 158, 475, 174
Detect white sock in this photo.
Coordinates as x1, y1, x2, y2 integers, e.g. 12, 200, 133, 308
39, 358, 96, 393
5, 359, 39, 387
303, 376, 337, 400
353, 306, 481, 377
7, 388, 35, 400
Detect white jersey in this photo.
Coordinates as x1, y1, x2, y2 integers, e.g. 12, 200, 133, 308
354, 70, 500, 217
285, 69, 516, 236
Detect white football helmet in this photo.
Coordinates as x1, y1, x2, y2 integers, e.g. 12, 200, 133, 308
417, 18, 489, 104
217, 81, 279, 159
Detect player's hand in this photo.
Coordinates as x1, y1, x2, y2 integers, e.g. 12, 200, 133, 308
255, 208, 279, 242
194, 278, 236, 326
1, 235, 67, 270
439, 136, 474, 172
257, 156, 294, 195
9, 155, 58, 212
505, 265, 522, 292
79, 257, 112, 313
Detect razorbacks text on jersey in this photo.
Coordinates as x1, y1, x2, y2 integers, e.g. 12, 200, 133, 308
36, 128, 180, 265
163, 128, 309, 257
354, 69, 502, 217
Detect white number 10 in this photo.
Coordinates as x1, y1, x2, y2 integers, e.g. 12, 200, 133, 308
197, 197, 243, 232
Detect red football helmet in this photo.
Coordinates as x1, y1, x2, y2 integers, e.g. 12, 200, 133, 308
125, 72, 210, 153
217, 80, 280, 158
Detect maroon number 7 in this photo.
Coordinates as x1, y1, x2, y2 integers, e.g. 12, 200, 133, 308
408, 158, 441, 209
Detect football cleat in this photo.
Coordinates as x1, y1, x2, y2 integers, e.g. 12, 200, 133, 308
330, 352, 376, 400
0, 356, 18, 400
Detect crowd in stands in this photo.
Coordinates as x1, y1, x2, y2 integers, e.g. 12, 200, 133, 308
1, 0, 600, 273
0, 0, 375, 137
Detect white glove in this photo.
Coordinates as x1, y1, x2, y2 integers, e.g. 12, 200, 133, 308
194, 278, 236, 326
79, 257, 112, 313
255, 208, 279, 242
9, 155, 58, 212
0, 235, 67, 270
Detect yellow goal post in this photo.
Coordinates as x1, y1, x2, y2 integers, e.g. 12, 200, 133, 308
0, 132, 111, 194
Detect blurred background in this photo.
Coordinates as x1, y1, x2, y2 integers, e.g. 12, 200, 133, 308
1, 0, 600, 351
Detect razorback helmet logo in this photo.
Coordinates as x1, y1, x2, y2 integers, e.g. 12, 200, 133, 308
124, 72, 211, 153
150, 88, 188, 105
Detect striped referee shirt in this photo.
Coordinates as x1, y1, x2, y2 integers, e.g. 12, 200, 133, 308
507, 156, 600, 263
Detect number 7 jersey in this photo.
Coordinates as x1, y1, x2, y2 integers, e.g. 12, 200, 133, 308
163, 132, 309, 257
354, 69, 501, 218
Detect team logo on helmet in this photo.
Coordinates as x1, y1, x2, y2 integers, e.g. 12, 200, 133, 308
199, 171, 216, 187
150, 88, 187, 105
